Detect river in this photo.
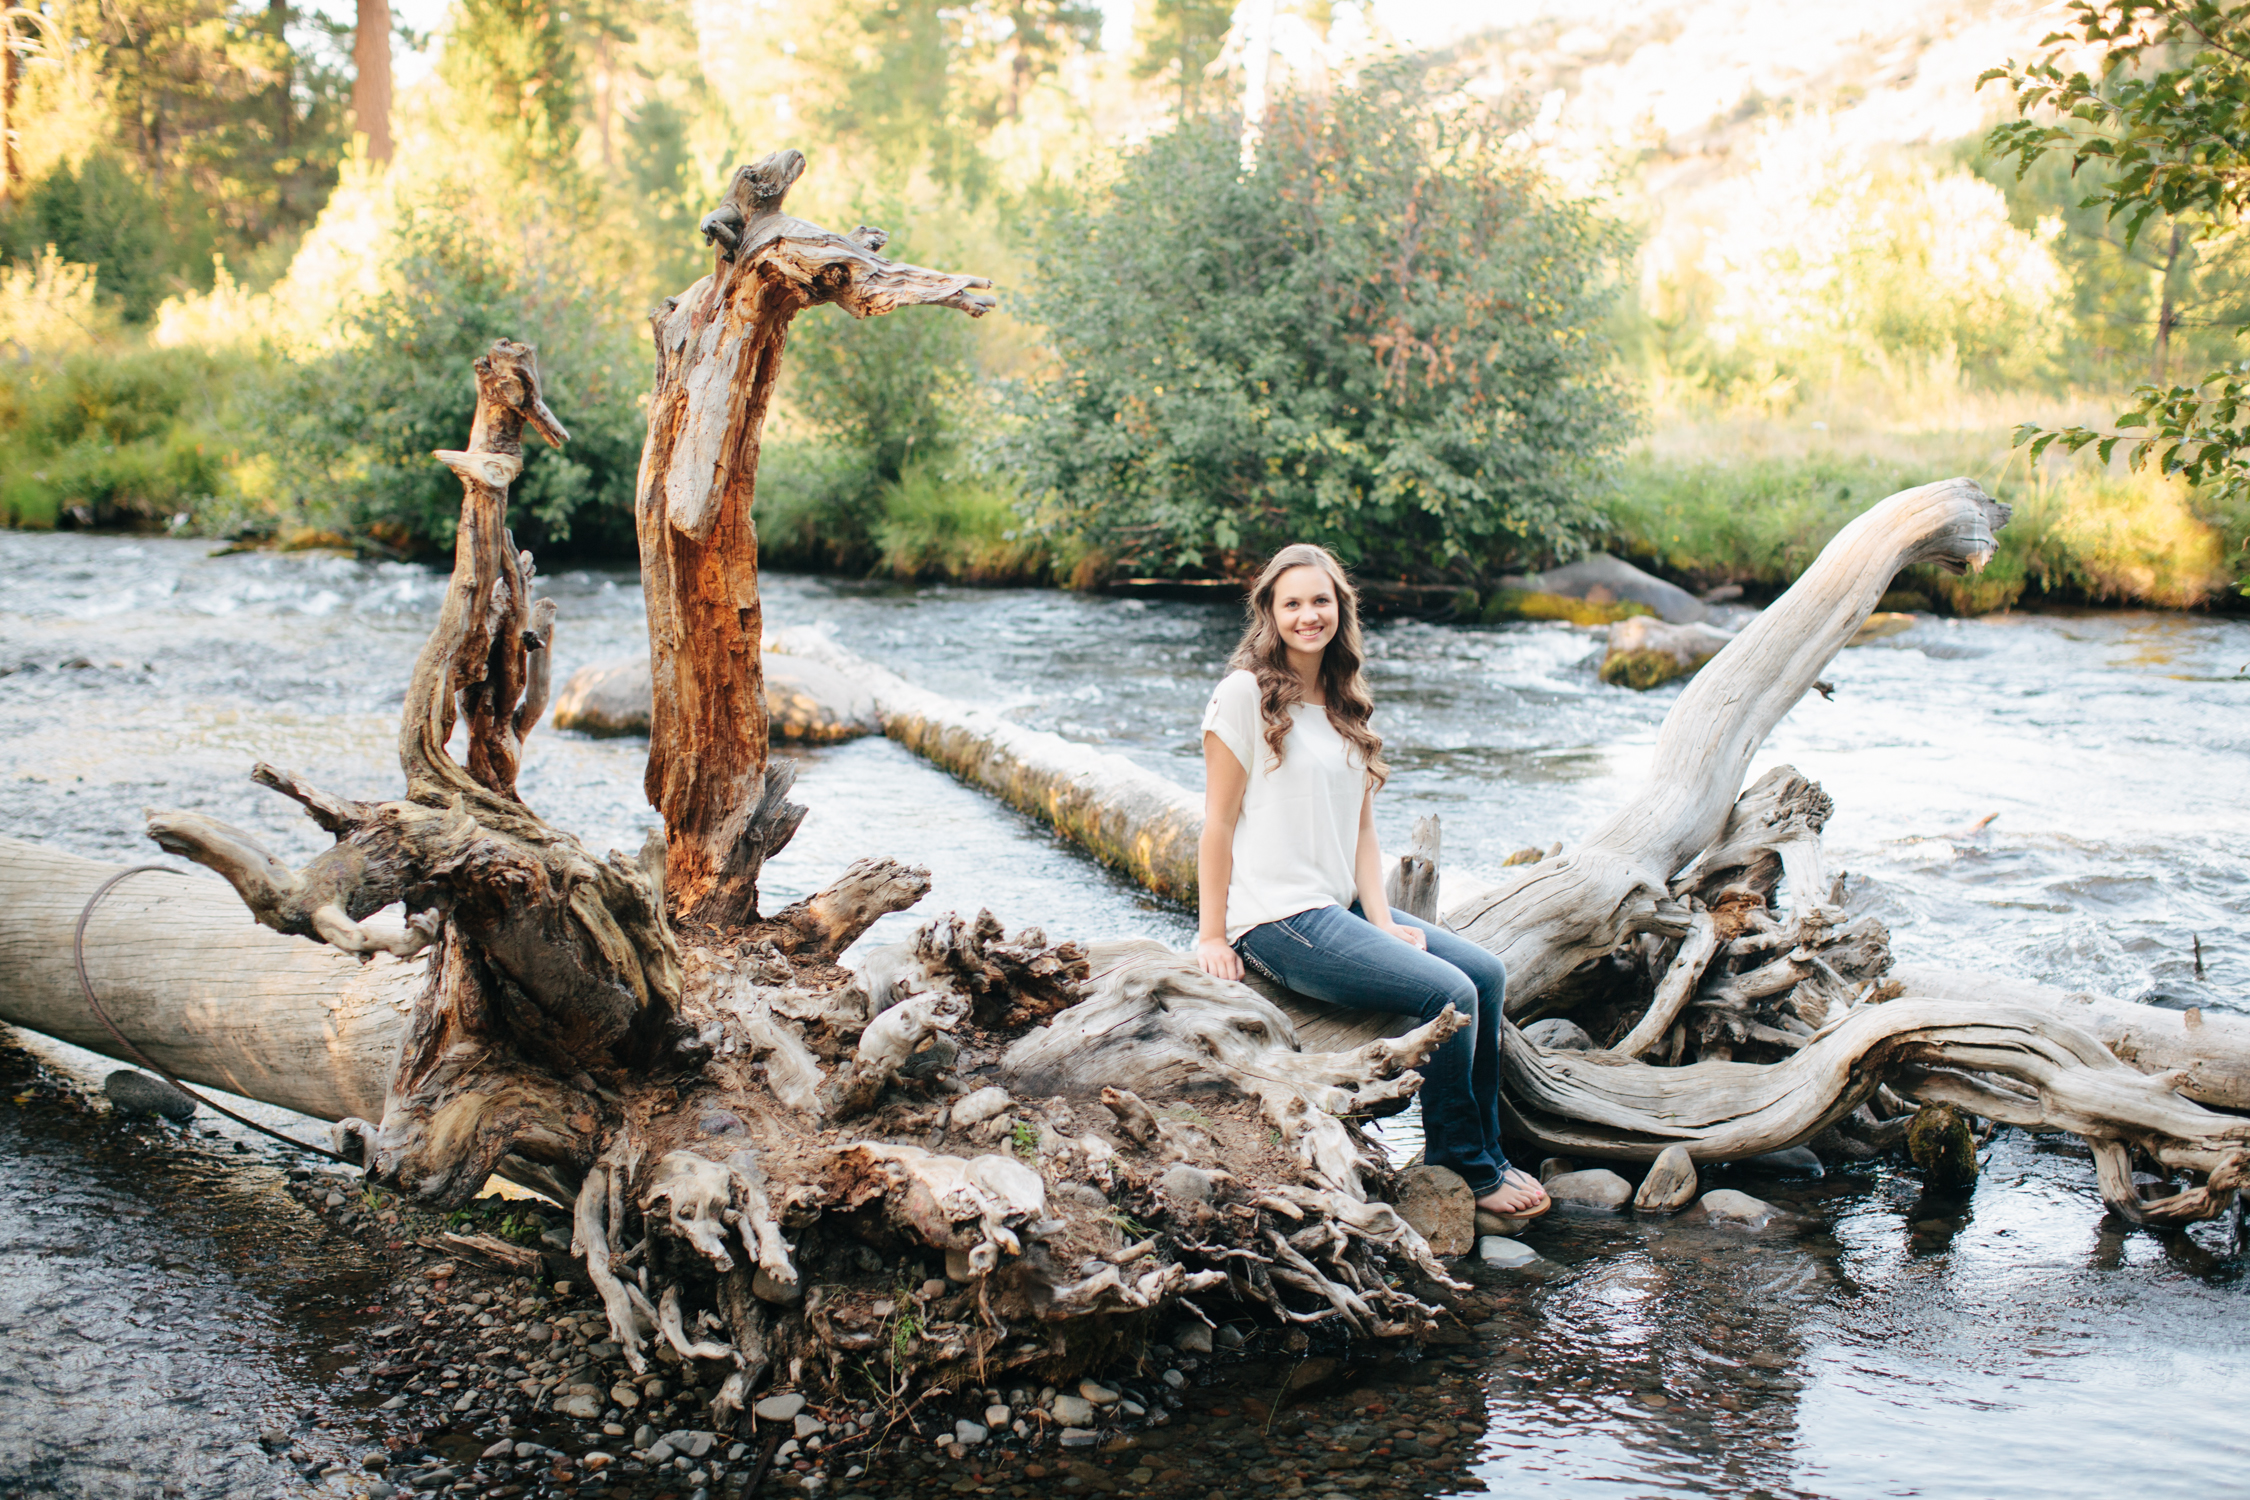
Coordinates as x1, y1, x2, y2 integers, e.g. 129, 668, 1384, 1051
0, 530, 2244, 1498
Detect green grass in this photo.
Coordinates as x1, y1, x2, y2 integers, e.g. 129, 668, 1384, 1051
1607, 416, 2244, 612
0, 345, 252, 530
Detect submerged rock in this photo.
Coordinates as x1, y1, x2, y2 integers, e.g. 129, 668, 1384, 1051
1392, 1164, 1476, 1255
1500, 553, 1708, 624
1545, 1169, 1633, 1211
104, 1069, 195, 1120
1698, 1189, 1780, 1229
1749, 1145, 1825, 1177
1599, 617, 1738, 691
1476, 1236, 1538, 1268
1908, 1103, 1980, 1187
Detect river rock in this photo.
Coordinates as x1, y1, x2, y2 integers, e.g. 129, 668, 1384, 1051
1476, 1236, 1538, 1269
1545, 1168, 1633, 1211
1633, 1145, 1698, 1213
1476, 1208, 1533, 1236
1050, 1394, 1094, 1426
1599, 616, 1738, 691
1392, 1164, 1476, 1255
1521, 1018, 1593, 1052
1749, 1145, 1825, 1177
949, 1086, 1013, 1128
1538, 1157, 1574, 1182
104, 1069, 196, 1120
955, 1420, 988, 1446
752, 1268, 802, 1304
1173, 1322, 1213, 1354
1698, 1189, 1780, 1229
754, 1393, 806, 1423
553, 1392, 603, 1420
549, 659, 651, 736
1159, 1164, 1216, 1203
1501, 553, 1707, 624
551, 655, 878, 742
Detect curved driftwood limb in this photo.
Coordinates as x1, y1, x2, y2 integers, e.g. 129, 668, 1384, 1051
1889, 964, 2250, 1112
1612, 908, 1717, 1058
403, 339, 569, 817
637, 150, 993, 928
1439, 480, 2011, 1017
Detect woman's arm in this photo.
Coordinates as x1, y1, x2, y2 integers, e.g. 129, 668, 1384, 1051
1197, 732, 1249, 979
1354, 783, 1426, 949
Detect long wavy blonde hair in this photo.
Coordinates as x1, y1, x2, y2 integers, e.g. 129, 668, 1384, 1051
1228, 543, 1388, 786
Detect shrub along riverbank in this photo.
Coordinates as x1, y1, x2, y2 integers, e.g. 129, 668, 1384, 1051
8, 340, 2239, 615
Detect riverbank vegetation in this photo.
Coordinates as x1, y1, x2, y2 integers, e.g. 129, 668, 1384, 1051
2, 1, 2244, 609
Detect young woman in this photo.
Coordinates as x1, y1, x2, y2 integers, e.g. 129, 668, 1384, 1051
1194, 543, 1550, 1221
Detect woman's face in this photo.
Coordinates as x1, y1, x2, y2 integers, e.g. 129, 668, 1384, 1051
1270, 563, 1340, 662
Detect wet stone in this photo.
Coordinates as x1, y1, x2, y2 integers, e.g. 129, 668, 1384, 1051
1699, 1188, 1780, 1228
1546, 1168, 1633, 1210
1477, 1236, 1537, 1268
103, 1070, 195, 1120
1749, 1145, 1824, 1177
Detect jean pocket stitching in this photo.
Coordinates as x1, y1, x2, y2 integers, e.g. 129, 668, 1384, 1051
1236, 943, 1283, 984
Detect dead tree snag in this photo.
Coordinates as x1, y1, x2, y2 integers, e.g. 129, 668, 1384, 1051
634, 149, 995, 926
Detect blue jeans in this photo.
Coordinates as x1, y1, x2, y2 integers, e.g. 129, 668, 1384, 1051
1235, 901, 1511, 1195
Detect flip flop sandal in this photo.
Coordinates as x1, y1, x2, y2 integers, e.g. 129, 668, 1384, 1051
1495, 1166, 1553, 1221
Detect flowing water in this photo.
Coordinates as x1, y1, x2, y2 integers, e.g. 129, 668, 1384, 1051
1, 531, 2245, 1498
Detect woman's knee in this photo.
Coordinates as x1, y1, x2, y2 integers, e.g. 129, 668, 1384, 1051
1425, 967, 1479, 1025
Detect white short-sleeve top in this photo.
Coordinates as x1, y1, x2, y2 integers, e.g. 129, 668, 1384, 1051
1201, 668, 1369, 941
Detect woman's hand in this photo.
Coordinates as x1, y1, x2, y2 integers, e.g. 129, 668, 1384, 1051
1376, 920, 1427, 951
1196, 935, 1244, 981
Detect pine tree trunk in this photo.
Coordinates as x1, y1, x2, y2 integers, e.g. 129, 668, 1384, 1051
352, 0, 392, 164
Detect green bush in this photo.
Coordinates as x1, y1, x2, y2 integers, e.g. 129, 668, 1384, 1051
1008, 59, 1637, 579
753, 440, 885, 572
753, 250, 995, 574
0, 345, 246, 528
247, 185, 649, 557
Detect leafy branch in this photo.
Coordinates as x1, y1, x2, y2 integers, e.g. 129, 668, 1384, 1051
1983, 1, 2250, 587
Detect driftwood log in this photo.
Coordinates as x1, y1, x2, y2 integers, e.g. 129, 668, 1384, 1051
1, 152, 2245, 1425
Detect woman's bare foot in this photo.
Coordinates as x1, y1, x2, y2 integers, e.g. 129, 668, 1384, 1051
1476, 1168, 1550, 1219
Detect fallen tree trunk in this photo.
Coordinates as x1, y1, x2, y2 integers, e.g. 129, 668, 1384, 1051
767, 626, 1204, 901
0, 835, 406, 1121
